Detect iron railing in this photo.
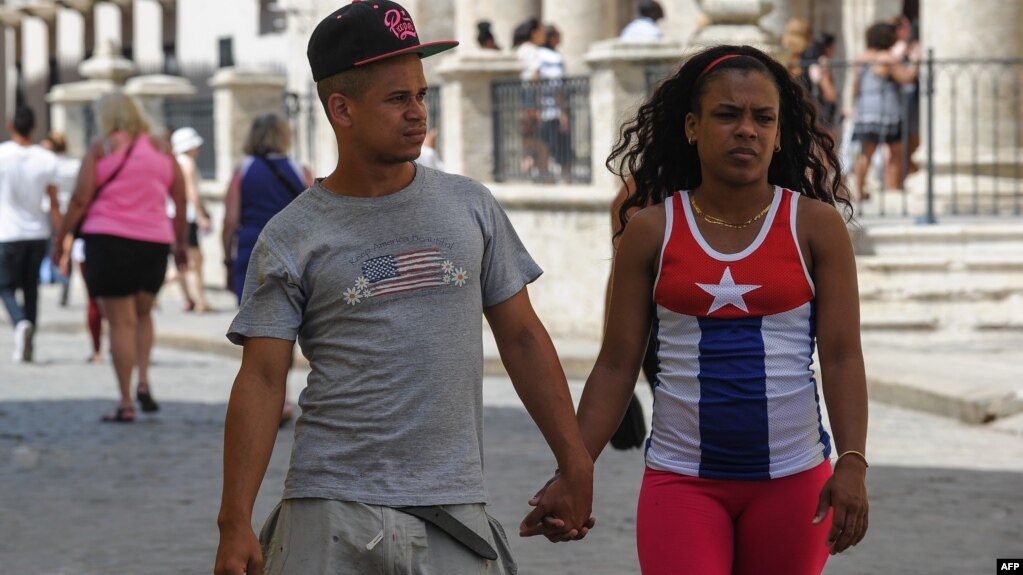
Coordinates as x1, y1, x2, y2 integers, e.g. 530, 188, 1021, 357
164, 97, 216, 180
492, 76, 592, 184
640, 55, 1023, 220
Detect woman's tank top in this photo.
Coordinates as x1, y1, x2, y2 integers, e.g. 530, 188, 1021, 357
81, 132, 175, 244
646, 187, 831, 480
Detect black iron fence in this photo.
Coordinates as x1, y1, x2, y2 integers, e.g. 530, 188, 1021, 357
492, 77, 592, 184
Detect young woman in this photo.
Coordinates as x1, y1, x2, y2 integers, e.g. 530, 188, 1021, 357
532, 45, 869, 574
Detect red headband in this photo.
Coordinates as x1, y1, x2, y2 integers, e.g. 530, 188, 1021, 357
698, 54, 744, 79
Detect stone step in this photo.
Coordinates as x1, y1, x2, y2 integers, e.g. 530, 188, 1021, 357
857, 254, 1023, 273
859, 284, 1023, 303
852, 222, 1023, 256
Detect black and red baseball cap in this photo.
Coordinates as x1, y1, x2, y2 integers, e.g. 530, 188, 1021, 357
307, 0, 459, 82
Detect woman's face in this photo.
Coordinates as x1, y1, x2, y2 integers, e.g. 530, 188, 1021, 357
685, 69, 781, 188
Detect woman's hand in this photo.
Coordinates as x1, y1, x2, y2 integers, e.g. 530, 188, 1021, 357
813, 457, 869, 554
172, 243, 188, 270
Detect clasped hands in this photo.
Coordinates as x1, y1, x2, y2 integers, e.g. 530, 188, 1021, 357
518, 470, 596, 543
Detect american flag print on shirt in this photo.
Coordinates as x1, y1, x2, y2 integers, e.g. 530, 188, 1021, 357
342, 247, 468, 305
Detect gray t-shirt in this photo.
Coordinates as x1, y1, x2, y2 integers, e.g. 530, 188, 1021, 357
227, 166, 542, 506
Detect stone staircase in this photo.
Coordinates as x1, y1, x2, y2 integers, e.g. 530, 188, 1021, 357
852, 220, 1023, 341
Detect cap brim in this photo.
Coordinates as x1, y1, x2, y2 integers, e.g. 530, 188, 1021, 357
355, 40, 459, 67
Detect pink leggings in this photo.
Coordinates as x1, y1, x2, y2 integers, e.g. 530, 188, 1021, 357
637, 461, 832, 575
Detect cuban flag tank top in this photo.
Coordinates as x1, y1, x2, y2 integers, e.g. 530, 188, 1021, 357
646, 186, 831, 480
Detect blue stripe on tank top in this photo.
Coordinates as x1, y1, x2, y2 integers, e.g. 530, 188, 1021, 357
644, 314, 662, 458
697, 315, 771, 479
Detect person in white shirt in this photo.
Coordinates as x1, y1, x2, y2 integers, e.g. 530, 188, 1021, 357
620, 0, 665, 41
170, 127, 212, 313
0, 107, 61, 362
537, 25, 574, 182
415, 129, 446, 171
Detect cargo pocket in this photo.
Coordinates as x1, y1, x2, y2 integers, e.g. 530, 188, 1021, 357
485, 512, 518, 575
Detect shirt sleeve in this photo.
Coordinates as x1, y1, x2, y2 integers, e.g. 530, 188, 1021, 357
227, 234, 306, 345
478, 190, 543, 308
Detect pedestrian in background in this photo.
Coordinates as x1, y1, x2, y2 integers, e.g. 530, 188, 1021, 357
476, 20, 500, 50
214, 3, 593, 573
850, 21, 919, 200
43, 133, 102, 363
537, 24, 574, 183
221, 113, 311, 305
0, 106, 61, 363
53, 92, 187, 423
620, 0, 665, 41
170, 126, 212, 313
529, 45, 869, 573
220, 112, 309, 427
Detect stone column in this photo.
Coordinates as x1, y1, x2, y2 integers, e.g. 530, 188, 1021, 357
92, 1, 122, 55
691, 0, 776, 54
585, 39, 687, 190
46, 37, 134, 157
132, 0, 164, 68
402, 0, 456, 82
19, 12, 52, 132
46, 78, 117, 158
209, 69, 286, 183
905, 0, 1023, 213
107, 0, 134, 60
542, 0, 616, 75
125, 74, 196, 137
435, 50, 523, 182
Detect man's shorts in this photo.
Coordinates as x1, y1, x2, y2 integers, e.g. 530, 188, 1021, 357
259, 498, 517, 574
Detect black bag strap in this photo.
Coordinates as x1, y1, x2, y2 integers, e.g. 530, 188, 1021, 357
257, 155, 304, 199
75, 136, 138, 237
91, 135, 138, 204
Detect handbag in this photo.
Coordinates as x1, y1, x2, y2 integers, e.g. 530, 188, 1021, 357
73, 136, 138, 238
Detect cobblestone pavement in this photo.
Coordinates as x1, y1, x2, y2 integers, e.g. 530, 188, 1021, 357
1, 329, 1021, 575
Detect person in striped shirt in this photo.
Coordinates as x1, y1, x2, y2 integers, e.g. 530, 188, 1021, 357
550, 44, 868, 574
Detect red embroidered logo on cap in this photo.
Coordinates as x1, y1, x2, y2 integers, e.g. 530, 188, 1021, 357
383, 9, 417, 40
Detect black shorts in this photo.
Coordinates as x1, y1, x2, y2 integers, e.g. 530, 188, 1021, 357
852, 122, 902, 144
82, 234, 170, 298
187, 222, 200, 248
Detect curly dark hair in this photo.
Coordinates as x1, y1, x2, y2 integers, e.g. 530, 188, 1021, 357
608, 44, 850, 240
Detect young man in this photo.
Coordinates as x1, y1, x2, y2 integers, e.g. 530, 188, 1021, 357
214, 2, 593, 574
0, 107, 61, 363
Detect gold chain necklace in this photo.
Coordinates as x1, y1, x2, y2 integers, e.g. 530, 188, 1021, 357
690, 194, 772, 229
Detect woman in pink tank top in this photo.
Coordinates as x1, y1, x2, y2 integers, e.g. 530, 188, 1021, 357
53, 92, 188, 424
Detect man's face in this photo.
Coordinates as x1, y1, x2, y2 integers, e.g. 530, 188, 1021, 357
344, 54, 429, 166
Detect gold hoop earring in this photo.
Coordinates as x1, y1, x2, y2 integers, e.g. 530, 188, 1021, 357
688, 137, 696, 146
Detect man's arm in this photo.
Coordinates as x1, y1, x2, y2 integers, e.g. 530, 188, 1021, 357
215, 336, 293, 575
483, 288, 593, 537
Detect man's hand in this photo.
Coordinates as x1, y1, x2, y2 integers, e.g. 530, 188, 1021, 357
214, 521, 263, 575
519, 468, 596, 542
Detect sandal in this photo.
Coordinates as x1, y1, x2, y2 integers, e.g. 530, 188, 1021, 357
137, 389, 160, 413
101, 406, 136, 423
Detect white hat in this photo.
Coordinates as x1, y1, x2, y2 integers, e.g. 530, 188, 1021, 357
171, 127, 204, 155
